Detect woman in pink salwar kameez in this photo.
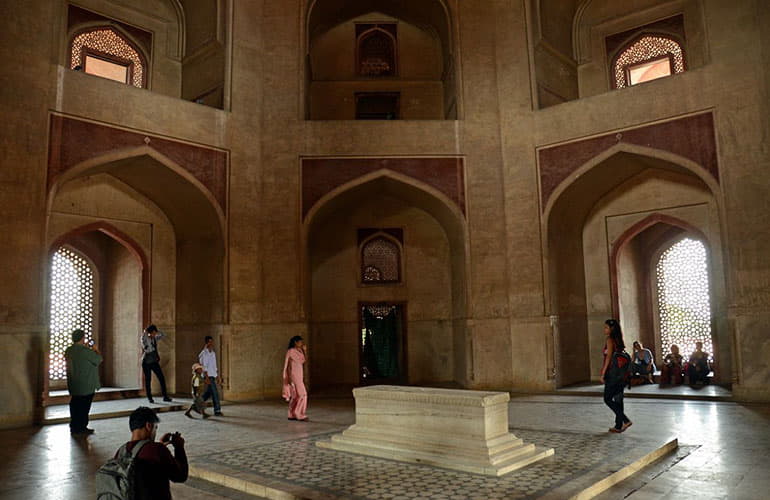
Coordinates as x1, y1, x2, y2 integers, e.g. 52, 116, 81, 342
282, 335, 308, 421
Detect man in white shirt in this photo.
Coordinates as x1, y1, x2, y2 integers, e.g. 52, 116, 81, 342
198, 336, 222, 416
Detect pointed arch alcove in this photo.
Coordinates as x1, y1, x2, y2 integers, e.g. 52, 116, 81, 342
44, 222, 149, 402
304, 0, 459, 119
543, 145, 729, 389
303, 170, 469, 390
46, 145, 227, 401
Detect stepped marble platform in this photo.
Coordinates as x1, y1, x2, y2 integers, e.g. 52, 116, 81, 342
316, 385, 554, 476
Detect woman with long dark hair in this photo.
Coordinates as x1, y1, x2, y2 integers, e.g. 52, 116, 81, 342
600, 319, 632, 433
282, 335, 308, 421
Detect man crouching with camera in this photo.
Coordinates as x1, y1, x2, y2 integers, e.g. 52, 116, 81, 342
121, 406, 188, 499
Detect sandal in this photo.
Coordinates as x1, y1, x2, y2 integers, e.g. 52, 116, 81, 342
622, 421, 633, 431
609, 427, 623, 433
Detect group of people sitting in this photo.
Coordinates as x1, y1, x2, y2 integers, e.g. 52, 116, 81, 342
629, 340, 712, 386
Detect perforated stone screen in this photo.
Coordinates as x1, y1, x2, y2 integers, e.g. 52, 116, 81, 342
656, 238, 713, 361
71, 28, 144, 87
49, 247, 94, 381
614, 35, 684, 88
361, 237, 400, 283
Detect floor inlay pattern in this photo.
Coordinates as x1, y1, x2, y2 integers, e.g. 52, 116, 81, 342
195, 428, 682, 499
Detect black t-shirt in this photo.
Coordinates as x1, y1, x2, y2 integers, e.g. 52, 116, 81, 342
122, 440, 188, 500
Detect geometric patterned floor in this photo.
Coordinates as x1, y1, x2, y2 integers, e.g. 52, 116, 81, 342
196, 428, 691, 499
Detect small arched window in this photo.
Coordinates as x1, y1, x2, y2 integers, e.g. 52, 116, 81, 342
357, 26, 397, 77
612, 34, 685, 88
361, 236, 401, 284
70, 27, 146, 87
49, 246, 96, 381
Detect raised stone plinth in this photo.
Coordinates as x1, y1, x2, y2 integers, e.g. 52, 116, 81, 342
316, 385, 554, 476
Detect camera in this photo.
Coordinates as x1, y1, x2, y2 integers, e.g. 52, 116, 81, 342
163, 431, 181, 444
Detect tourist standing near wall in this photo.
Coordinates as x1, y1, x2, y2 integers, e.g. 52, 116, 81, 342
65, 328, 102, 435
141, 324, 171, 403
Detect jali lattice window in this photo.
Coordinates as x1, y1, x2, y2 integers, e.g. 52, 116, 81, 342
49, 247, 95, 380
655, 238, 713, 362
357, 25, 397, 77
613, 35, 685, 88
362, 237, 401, 283
70, 27, 145, 87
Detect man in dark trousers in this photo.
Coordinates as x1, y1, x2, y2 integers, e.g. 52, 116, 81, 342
121, 406, 188, 499
64, 329, 102, 435
141, 324, 172, 403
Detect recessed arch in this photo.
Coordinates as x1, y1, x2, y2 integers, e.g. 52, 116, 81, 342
609, 213, 707, 317
542, 142, 722, 223
44, 143, 228, 406
48, 221, 151, 325
306, 0, 454, 55
303, 169, 470, 388
47, 145, 226, 240
43, 222, 151, 402
543, 145, 725, 388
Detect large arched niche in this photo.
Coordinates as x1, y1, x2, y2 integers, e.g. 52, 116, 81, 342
609, 214, 729, 384
303, 172, 469, 390
46, 148, 227, 397
45, 222, 148, 399
304, 0, 459, 119
544, 147, 727, 388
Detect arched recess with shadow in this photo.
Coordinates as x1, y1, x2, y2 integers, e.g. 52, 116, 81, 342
45, 146, 226, 401
609, 214, 727, 383
44, 222, 149, 402
304, 0, 459, 119
543, 145, 729, 388
303, 171, 469, 390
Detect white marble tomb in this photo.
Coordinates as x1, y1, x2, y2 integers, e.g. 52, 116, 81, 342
316, 385, 554, 476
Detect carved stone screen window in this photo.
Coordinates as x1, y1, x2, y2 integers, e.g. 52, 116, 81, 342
70, 27, 145, 87
655, 238, 713, 362
612, 35, 685, 88
49, 247, 95, 381
361, 236, 401, 284
356, 24, 397, 77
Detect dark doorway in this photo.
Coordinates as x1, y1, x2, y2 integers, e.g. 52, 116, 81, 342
359, 303, 407, 384
355, 92, 400, 120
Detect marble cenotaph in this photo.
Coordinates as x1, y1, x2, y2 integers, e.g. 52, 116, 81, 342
316, 385, 554, 476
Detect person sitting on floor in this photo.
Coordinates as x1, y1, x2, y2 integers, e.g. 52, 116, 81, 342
631, 341, 656, 384
687, 341, 712, 385
659, 344, 684, 386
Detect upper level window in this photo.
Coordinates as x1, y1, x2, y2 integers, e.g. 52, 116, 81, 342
361, 235, 401, 284
612, 35, 685, 88
357, 24, 397, 77
70, 27, 146, 87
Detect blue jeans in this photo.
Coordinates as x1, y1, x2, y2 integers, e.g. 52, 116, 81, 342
201, 376, 221, 412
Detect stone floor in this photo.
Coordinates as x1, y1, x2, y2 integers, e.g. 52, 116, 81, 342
556, 382, 732, 400
1, 394, 768, 499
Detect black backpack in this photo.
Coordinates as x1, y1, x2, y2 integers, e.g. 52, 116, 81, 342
95, 440, 149, 499
606, 350, 632, 387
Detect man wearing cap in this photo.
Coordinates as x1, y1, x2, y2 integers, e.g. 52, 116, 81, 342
64, 329, 103, 435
